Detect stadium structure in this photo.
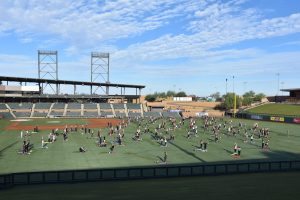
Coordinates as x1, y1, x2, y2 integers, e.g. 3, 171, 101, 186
0, 51, 181, 119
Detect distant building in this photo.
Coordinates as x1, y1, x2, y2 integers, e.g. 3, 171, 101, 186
280, 88, 300, 102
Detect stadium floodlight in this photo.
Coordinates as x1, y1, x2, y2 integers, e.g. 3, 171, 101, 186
38, 50, 58, 94
91, 52, 110, 95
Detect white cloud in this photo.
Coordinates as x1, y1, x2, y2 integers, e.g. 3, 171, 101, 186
0, 0, 209, 50
0, 0, 300, 95
111, 1, 300, 66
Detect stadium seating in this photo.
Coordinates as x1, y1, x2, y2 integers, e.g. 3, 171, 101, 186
0, 104, 8, 110
67, 103, 81, 109
115, 112, 126, 118
0, 101, 174, 119
112, 103, 125, 109
14, 112, 31, 118
100, 111, 114, 117
83, 103, 98, 109
49, 111, 64, 117
0, 112, 14, 119
99, 103, 112, 110
65, 111, 82, 117
52, 103, 65, 109
8, 103, 32, 110
84, 111, 99, 118
126, 103, 141, 110
34, 103, 52, 109
32, 112, 48, 118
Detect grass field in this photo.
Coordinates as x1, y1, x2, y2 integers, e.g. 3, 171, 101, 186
246, 103, 300, 116
0, 117, 300, 174
1, 172, 300, 200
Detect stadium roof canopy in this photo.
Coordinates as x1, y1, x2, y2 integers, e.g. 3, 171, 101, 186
0, 76, 145, 89
280, 88, 300, 92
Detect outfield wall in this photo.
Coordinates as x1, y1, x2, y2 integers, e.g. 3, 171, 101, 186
236, 113, 300, 124
1, 160, 300, 189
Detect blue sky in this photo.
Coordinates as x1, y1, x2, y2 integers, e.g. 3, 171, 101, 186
0, 0, 300, 96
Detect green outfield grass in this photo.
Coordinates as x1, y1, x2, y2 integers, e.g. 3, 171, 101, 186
0, 117, 300, 175
246, 103, 300, 117
1, 172, 300, 200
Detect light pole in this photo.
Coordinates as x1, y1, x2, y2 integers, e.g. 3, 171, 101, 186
281, 82, 284, 95
276, 73, 280, 95
232, 76, 235, 94
233, 76, 236, 118
225, 78, 228, 94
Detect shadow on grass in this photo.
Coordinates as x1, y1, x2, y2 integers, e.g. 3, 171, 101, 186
169, 141, 205, 162
156, 156, 164, 162
0, 141, 18, 159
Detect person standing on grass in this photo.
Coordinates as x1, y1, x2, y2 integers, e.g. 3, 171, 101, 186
20, 130, 23, 139
233, 143, 238, 154
163, 151, 168, 163
109, 144, 115, 154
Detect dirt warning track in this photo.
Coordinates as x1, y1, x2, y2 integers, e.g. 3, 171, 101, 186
5, 118, 122, 131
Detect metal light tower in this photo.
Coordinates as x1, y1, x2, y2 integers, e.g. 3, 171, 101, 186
91, 52, 110, 95
38, 50, 58, 94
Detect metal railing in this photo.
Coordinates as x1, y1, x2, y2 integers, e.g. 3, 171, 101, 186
1, 160, 300, 189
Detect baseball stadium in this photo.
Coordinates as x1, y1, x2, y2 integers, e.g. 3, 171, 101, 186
0, 50, 300, 200
1, 1, 300, 200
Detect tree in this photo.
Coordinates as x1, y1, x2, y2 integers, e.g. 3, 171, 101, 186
218, 93, 242, 110
254, 93, 266, 102
145, 94, 156, 102
176, 91, 187, 97
242, 96, 252, 106
166, 90, 176, 97
243, 90, 255, 98
210, 92, 221, 100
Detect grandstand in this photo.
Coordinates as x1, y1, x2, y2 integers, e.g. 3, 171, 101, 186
0, 101, 187, 119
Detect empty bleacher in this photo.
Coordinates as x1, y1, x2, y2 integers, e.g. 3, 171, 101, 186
112, 103, 125, 109
67, 103, 81, 109
84, 103, 98, 110
99, 103, 112, 110
32, 111, 48, 118
84, 111, 99, 118
0, 104, 8, 110
65, 111, 82, 117
49, 111, 64, 117
126, 103, 141, 110
115, 112, 126, 118
99, 103, 113, 117
8, 103, 33, 110
52, 103, 65, 109
34, 103, 52, 109
0, 112, 14, 119
0, 102, 168, 119
6, 103, 32, 118
100, 111, 114, 117
13, 112, 31, 118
